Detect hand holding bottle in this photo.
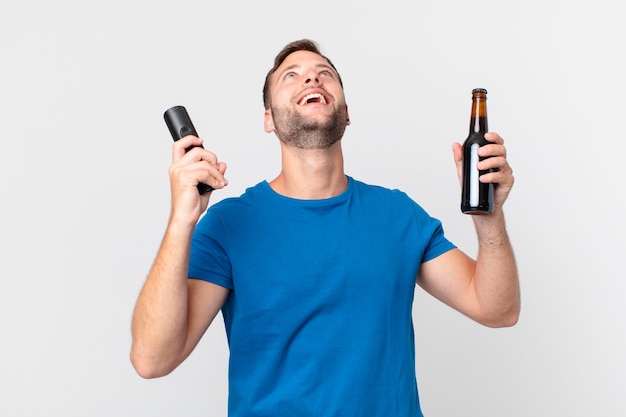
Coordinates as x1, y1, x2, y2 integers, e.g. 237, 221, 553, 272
457, 89, 514, 214
454, 131, 514, 214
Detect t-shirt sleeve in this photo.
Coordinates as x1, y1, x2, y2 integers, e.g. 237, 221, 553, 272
188, 208, 234, 289
409, 198, 457, 263
421, 216, 456, 262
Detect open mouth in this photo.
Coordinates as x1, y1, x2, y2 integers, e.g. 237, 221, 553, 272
298, 93, 327, 106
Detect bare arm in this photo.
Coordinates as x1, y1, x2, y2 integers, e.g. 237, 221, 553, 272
130, 136, 229, 378
417, 132, 520, 327
418, 218, 519, 327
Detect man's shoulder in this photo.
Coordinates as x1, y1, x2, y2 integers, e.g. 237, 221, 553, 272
213, 181, 268, 205
350, 177, 411, 201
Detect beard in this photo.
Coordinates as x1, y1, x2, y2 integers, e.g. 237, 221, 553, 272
270, 103, 348, 150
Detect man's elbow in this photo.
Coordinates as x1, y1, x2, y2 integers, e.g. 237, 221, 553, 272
483, 306, 520, 328
493, 312, 520, 328
131, 362, 163, 380
130, 348, 175, 379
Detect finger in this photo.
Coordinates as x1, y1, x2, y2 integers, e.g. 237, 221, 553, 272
172, 136, 204, 162
196, 160, 228, 189
480, 169, 515, 190
484, 132, 503, 144
178, 147, 222, 174
451, 142, 463, 162
172, 160, 227, 192
191, 147, 219, 166
451, 142, 464, 184
478, 143, 506, 159
216, 161, 228, 176
477, 155, 509, 172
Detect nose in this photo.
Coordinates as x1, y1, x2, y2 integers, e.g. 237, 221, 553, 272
304, 73, 319, 85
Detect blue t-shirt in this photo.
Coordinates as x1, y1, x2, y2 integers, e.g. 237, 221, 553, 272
189, 176, 456, 417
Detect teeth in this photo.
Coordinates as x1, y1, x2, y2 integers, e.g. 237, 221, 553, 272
299, 93, 326, 105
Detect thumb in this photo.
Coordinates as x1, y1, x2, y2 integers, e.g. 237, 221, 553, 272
451, 142, 463, 183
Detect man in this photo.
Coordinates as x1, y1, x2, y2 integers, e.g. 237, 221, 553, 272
131, 39, 520, 416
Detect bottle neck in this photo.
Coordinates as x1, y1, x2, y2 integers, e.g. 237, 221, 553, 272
469, 95, 488, 134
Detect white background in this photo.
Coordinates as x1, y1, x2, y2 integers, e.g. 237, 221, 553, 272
1, 0, 624, 416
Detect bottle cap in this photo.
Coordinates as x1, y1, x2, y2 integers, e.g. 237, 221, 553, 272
472, 88, 488, 94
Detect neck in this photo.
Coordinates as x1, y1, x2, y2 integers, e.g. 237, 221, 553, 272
270, 141, 347, 199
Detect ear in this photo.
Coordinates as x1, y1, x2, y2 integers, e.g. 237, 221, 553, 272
264, 108, 275, 133
345, 105, 351, 126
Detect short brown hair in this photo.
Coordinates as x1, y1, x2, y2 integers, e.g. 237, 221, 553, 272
262, 39, 344, 109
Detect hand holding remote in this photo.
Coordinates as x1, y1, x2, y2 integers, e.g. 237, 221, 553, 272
164, 106, 213, 194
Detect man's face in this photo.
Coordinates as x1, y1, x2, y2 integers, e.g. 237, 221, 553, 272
264, 50, 350, 149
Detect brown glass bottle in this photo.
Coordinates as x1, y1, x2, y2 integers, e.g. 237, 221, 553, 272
461, 88, 494, 214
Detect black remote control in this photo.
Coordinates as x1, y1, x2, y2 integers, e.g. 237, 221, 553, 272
164, 106, 213, 194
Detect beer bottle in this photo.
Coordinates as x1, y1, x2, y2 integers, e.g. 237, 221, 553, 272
461, 88, 494, 214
